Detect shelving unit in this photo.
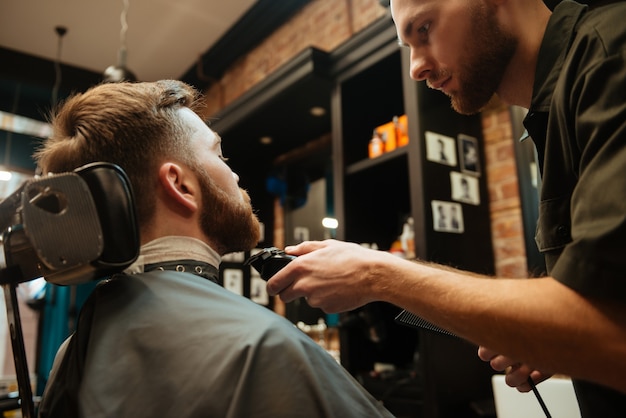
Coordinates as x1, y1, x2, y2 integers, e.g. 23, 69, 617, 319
330, 16, 496, 418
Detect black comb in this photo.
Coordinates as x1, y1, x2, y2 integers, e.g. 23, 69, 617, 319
395, 309, 458, 337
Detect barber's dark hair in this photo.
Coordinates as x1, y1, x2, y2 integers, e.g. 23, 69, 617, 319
33, 79, 205, 227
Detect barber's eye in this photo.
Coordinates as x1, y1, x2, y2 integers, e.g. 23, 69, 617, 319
418, 22, 431, 42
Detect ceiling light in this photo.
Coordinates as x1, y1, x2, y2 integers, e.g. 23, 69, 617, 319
260, 136, 273, 145
310, 106, 326, 117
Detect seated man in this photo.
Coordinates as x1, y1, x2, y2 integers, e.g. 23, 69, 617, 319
35, 80, 393, 418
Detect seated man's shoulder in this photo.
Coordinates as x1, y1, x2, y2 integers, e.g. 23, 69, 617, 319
91, 271, 300, 341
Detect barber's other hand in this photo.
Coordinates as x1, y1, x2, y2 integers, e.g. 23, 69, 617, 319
478, 346, 552, 392
266, 240, 384, 313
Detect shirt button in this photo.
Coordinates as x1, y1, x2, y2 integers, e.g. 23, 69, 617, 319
556, 225, 569, 238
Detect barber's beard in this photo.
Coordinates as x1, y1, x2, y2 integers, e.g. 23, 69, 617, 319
432, 3, 517, 115
197, 171, 261, 255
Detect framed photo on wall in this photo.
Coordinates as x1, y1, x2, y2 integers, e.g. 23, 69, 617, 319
458, 134, 480, 176
426, 131, 457, 167
450, 171, 480, 205
431, 200, 464, 234
223, 268, 244, 295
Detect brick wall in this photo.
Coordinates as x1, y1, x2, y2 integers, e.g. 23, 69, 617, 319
482, 100, 528, 278
203, 0, 528, 279
202, 0, 388, 115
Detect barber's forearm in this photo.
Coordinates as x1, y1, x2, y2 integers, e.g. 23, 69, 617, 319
376, 258, 626, 392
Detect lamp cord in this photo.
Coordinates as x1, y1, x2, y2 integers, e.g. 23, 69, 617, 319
118, 0, 130, 67
51, 27, 67, 107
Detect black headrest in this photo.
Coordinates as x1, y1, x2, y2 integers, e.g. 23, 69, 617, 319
0, 162, 139, 285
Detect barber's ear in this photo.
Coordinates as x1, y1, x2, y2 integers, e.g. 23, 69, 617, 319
158, 163, 199, 212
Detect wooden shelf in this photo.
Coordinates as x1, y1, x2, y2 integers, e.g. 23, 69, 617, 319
346, 146, 409, 176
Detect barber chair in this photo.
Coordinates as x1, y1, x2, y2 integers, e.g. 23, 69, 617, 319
0, 162, 139, 417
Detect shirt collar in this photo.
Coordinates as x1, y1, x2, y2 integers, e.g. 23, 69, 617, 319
528, 0, 588, 114
124, 236, 221, 274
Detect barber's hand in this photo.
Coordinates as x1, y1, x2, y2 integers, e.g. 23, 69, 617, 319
478, 346, 552, 392
266, 240, 383, 313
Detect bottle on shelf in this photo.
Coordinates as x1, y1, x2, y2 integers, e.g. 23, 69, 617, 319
382, 123, 396, 153
389, 239, 405, 258
394, 114, 409, 147
400, 216, 415, 259
368, 129, 384, 159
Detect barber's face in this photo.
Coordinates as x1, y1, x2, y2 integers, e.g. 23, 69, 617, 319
391, 0, 517, 114
181, 109, 261, 254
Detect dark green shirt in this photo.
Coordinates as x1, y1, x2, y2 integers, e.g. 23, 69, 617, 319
524, 0, 626, 415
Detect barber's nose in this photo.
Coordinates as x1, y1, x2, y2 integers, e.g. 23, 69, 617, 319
409, 49, 432, 81
232, 171, 240, 183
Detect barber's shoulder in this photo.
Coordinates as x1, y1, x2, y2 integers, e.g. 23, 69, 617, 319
577, 2, 626, 49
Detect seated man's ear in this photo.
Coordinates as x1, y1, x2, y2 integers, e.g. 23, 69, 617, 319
158, 162, 199, 212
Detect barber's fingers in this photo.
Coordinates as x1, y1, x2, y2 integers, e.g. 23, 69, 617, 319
504, 363, 533, 391
284, 239, 335, 256
478, 347, 517, 371
266, 251, 313, 298
271, 282, 304, 304
490, 354, 519, 372
477, 346, 497, 362
477, 346, 552, 393
480, 353, 535, 392
266, 270, 295, 298
478, 348, 529, 389
268, 240, 332, 296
